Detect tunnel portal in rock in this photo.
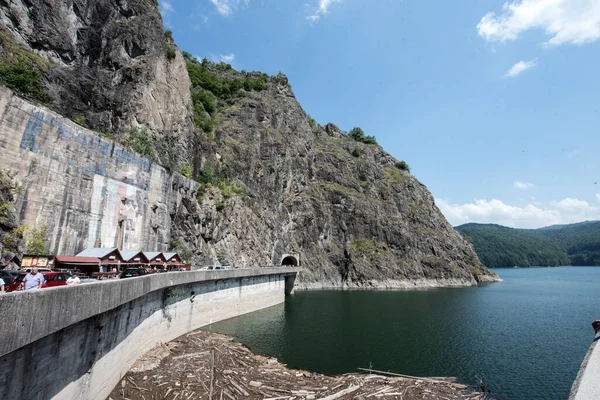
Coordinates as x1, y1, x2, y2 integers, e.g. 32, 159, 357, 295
281, 255, 299, 267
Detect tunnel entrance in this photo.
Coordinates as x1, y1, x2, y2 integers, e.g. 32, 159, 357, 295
281, 255, 299, 267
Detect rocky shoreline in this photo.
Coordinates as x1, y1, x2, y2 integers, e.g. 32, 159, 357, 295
298, 276, 502, 290
108, 330, 485, 400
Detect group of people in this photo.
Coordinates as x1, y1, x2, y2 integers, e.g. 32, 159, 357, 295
0, 267, 81, 293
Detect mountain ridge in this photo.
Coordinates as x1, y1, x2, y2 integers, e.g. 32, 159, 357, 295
456, 221, 600, 268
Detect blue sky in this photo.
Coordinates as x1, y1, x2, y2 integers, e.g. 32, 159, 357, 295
159, 0, 600, 229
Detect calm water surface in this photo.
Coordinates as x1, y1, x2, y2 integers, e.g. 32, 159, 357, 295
205, 267, 600, 400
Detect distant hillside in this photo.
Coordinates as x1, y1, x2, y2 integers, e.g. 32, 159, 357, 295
456, 221, 600, 268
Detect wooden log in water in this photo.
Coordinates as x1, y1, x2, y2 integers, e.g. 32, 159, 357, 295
358, 368, 464, 386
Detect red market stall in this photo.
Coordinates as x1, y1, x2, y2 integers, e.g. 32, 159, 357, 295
54, 256, 101, 274
76, 248, 124, 272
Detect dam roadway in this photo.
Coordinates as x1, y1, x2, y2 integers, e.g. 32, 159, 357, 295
0, 267, 301, 400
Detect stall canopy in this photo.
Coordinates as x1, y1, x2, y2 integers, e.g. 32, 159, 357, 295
164, 252, 182, 263
120, 250, 149, 265
76, 248, 124, 270
77, 248, 122, 261
54, 256, 101, 272
164, 252, 186, 270
142, 251, 167, 267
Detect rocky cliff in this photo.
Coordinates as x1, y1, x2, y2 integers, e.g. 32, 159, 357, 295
169, 69, 497, 287
0, 0, 195, 166
0, 0, 498, 286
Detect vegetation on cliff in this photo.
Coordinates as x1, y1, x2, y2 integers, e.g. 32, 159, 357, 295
348, 127, 378, 145
1, 169, 51, 262
0, 32, 49, 103
0, 0, 498, 286
0, 170, 21, 227
456, 222, 600, 267
184, 53, 269, 133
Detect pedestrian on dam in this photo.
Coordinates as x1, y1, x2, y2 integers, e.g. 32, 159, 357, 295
23, 267, 44, 290
67, 273, 81, 285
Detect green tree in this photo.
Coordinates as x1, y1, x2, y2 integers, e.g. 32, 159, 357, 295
349, 127, 365, 141
14, 225, 49, 254
348, 127, 377, 145
395, 161, 410, 172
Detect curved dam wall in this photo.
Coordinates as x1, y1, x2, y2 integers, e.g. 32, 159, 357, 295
570, 327, 600, 400
0, 267, 300, 400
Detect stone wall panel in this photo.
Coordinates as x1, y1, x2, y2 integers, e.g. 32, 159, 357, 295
0, 87, 198, 254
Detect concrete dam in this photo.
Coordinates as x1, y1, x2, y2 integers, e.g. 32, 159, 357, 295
0, 267, 301, 400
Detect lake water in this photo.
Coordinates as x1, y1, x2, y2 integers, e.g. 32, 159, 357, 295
205, 267, 600, 400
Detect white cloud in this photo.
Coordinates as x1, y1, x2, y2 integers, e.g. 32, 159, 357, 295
435, 197, 600, 229
477, 0, 600, 47
159, 0, 174, 13
514, 181, 535, 189
307, 0, 343, 22
317, 0, 342, 14
504, 59, 537, 78
212, 53, 235, 63
596, 193, 600, 202
192, 16, 209, 30
209, 0, 248, 16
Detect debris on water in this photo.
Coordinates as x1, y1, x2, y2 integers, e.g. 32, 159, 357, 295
108, 330, 484, 399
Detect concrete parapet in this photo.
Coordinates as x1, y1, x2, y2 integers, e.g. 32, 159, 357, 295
569, 321, 600, 400
0, 267, 301, 359
0, 267, 300, 400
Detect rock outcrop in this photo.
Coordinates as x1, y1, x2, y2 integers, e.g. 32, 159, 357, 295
170, 72, 497, 287
0, 169, 23, 268
0, 0, 196, 166
0, 0, 498, 287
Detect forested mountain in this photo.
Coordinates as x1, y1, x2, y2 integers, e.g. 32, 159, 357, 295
456, 221, 600, 268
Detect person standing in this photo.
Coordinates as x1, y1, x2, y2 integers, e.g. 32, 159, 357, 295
66, 273, 81, 285
23, 267, 44, 290
0, 277, 5, 293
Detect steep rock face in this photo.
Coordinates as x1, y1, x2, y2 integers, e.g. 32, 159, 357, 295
0, 0, 195, 166
0, 2, 498, 287
171, 74, 498, 287
0, 169, 23, 268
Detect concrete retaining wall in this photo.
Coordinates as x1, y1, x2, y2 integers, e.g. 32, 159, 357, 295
0, 86, 196, 254
570, 329, 600, 400
0, 267, 301, 400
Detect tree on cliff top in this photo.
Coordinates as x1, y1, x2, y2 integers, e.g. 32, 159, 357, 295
349, 127, 378, 145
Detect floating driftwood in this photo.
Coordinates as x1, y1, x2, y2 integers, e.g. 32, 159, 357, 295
108, 330, 485, 400
357, 368, 470, 386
